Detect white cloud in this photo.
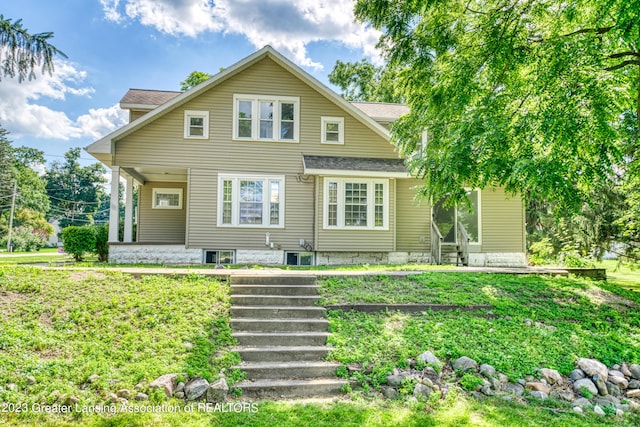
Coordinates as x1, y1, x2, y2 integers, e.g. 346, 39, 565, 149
99, 0, 383, 69
0, 61, 127, 140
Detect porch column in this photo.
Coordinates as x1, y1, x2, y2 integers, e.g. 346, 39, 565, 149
109, 166, 120, 242
123, 176, 134, 242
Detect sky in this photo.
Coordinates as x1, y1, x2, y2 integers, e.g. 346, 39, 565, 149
1, 0, 382, 170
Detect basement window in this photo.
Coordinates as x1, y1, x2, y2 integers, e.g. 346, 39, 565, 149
286, 252, 314, 266
204, 250, 235, 264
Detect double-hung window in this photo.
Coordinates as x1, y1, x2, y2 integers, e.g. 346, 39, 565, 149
184, 110, 209, 139
218, 174, 285, 227
321, 117, 344, 144
233, 94, 299, 142
324, 178, 388, 230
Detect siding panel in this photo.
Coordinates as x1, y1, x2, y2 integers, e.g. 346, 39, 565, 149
138, 182, 187, 243
396, 179, 430, 251
481, 188, 525, 252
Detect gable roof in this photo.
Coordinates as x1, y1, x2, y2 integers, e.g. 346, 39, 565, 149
120, 89, 181, 109
85, 46, 393, 160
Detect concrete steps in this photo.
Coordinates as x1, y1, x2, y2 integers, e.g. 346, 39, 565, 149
230, 275, 346, 399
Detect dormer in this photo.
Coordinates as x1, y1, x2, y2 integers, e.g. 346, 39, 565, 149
119, 89, 181, 122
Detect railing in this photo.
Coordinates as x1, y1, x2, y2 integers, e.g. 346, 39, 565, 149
431, 220, 443, 265
457, 221, 470, 266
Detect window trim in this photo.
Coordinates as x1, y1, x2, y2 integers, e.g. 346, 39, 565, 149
321, 116, 345, 144
203, 250, 235, 264
184, 110, 209, 139
217, 174, 285, 228
431, 189, 482, 245
232, 94, 300, 142
152, 188, 183, 209
323, 178, 389, 230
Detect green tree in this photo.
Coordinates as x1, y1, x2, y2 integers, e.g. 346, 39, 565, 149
44, 148, 107, 228
12, 146, 49, 214
0, 15, 66, 82
180, 71, 212, 91
354, 0, 638, 213
328, 59, 403, 103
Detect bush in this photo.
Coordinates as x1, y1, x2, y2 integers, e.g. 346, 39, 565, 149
62, 226, 97, 261
94, 225, 109, 262
2, 226, 45, 252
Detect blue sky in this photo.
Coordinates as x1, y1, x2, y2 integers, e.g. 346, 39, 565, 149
1, 0, 381, 168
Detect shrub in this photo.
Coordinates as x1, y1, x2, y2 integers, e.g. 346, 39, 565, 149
94, 225, 109, 262
62, 226, 97, 261
2, 226, 45, 252
459, 373, 483, 391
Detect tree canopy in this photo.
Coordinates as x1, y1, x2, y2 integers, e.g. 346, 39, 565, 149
0, 14, 66, 82
328, 60, 403, 103
180, 71, 212, 91
354, 0, 639, 213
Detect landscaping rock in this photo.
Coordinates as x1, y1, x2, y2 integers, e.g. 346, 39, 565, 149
489, 377, 503, 391
381, 386, 398, 400
422, 367, 439, 384
621, 364, 633, 378
577, 358, 608, 381
570, 369, 586, 382
185, 377, 209, 401
116, 389, 131, 399
175, 391, 185, 399
386, 375, 404, 387
106, 393, 118, 403
135, 393, 148, 401
607, 373, 629, 389
593, 374, 608, 396
452, 357, 478, 373
530, 391, 548, 400
176, 382, 185, 393
6, 383, 17, 391
629, 364, 640, 380
504, 382, 524, 397
593, 405, 605, 416
479, 364, 496, 378
418, 351, 442, 367
87, 374, 100, 384
526, 382, 551, 395
606, 382, 621, 398
347, 363, 364, 374
65, 396, 80, 405
413, 383, 431, 399
26, 376, 36, 385
498, 373, 509, 384
573, 397, 591, 407
573, 378, 598, 396
573, 406, 583, 414
150, 373, 178, 398
419, 377, 434, 388
628, 380, 640, 389
627, 389, 640, 399
595, 396, 619, 407
481, 385, 494, 396
539, 368, 562, 385
206, 379, 228, 403
557, 390, 575, 401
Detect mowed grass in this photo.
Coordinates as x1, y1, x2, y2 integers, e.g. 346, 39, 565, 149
322, 272, 640, 384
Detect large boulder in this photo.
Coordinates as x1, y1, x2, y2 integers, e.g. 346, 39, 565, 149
206, 378, 228, 403
629, 364, 640, 380
577, 359, 608, 382
539, 368, 563, 385
573, 378, 598, 396
418, 351, 442, 367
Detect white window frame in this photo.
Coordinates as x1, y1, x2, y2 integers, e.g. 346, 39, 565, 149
217, 174, 285, 228
323, 178, 389, 230
184, 110, 209, 139
152, 188, 183, 209
321, 116, 345, 144
232, 94, 300, 142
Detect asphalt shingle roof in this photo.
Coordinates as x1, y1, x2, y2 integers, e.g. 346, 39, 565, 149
303, 155, 407, 173
120, 89, 181, 107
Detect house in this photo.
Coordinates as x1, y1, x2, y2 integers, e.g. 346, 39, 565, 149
85, 46, 526, 267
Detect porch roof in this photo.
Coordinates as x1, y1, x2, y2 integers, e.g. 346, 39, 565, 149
302, 155, 409, 178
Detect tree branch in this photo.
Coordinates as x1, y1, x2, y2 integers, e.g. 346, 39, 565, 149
562, 26, 615, 37
608, 51, 640, 59
605, 60, 640, 71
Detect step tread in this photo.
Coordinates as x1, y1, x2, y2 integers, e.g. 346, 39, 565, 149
236, 378, 346, 387
231, 318, 328, 323
231, 294, 320, 298
237, 345, 333, 351
236, 360, 340, 367
232, 331, 330, 336
232, 305, 325, 310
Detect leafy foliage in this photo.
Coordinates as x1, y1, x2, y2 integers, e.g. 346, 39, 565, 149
0, 15, 66, 82
329, 60, 403, 103
354, 0, 638, 215
0, 226, 44, 252
180, 70, 212, 91
61, 226, 96, 261
93, 224, 108, 262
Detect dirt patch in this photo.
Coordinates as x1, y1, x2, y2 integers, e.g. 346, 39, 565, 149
0, 291, 27, 316
575, 287, 638, 310
69, 271, 107, 282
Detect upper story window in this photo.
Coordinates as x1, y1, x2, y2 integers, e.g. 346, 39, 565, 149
152, 188, 183, 209
218, 174, 285, 228
184, 110, 209, 139
321, 117, 344, 144
323, 178, 389, 230
233, 94, 299, 142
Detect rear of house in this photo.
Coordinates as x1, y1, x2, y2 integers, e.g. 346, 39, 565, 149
85, 46, 526, 267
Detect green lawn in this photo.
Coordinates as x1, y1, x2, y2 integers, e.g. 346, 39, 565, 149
1, 266, 639, 426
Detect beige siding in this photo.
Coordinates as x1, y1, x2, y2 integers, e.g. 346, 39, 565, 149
129, 110, 150, 122
114, 57, 399, 250
480, 188, 525, 252
396, 179, 430, 251
138, 182, 187, 243
315, 177, 395, 251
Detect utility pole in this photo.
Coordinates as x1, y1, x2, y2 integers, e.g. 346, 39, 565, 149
6, 180, 17, 252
